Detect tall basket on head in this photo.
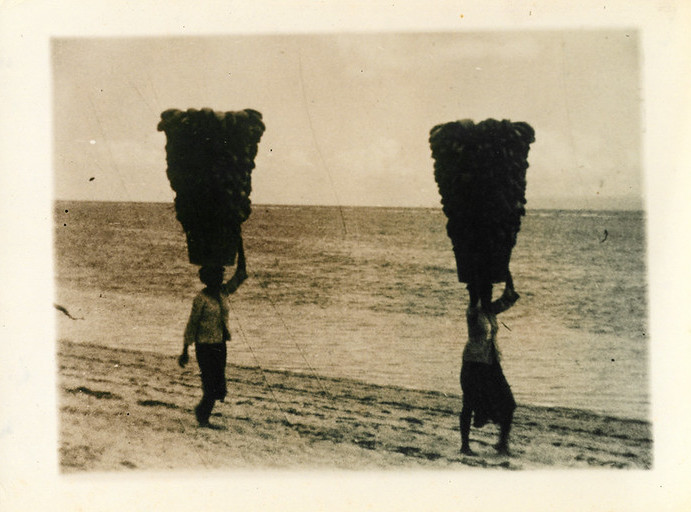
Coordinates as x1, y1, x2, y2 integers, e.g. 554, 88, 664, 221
158, 107, 265, 266
430, 118, 535, 288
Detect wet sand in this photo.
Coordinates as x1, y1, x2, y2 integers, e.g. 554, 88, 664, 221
58, 340, 651, 472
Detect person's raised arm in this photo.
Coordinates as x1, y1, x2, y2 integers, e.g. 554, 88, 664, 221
221, 237, 248, 296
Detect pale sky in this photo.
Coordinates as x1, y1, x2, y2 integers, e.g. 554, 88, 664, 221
52, 30, 642, 209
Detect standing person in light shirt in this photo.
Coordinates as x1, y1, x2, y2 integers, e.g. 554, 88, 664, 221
460, 273, 519, 456
178, 239, 247, 428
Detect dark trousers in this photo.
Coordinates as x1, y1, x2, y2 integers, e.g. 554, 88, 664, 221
194, 342, 227, 424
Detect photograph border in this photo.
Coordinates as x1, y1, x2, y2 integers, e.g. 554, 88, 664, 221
1, 1, 690, 510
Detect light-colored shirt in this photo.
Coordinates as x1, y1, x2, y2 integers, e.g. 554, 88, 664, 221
184, 290, 230, 346
183, 269, 246, 346
462, 306, 500, 365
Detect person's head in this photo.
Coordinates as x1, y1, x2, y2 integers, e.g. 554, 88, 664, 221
199, 266, 224, 291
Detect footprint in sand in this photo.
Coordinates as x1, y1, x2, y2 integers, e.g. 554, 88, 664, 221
137, 399, 178, 409
354, 439, 377, 450
395, 445, 443, 460
67, 386, 121, 400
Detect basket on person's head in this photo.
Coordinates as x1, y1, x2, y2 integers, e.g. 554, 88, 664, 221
158, 108, 265, 266
429, 118, 535, 285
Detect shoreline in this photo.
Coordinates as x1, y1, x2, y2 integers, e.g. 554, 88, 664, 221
54, 198, 645, 214
53, 282, 649, 423
58, 340, 652, 471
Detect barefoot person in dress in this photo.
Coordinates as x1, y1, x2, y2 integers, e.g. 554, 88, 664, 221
178, 240, 247, 428
460, 273, 519, 456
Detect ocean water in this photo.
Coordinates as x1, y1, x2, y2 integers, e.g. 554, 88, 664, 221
54, 201, 648, 420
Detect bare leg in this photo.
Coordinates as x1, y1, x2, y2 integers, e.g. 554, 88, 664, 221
495, 410, 513, 455
460, 400, 476, 456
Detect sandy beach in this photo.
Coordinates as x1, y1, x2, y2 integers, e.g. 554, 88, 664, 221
58, 339, 651, 472
52, 202, 652, 473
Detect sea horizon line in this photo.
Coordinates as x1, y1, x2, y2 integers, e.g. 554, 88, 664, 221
53, 198, 645, 213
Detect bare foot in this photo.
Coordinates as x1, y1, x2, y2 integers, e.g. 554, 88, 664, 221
460, 446, 477, 456
494, 443, 510, 456
199, 422, 225, 430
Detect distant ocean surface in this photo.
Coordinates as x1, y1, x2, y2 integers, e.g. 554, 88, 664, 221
54, 202, 648, 420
